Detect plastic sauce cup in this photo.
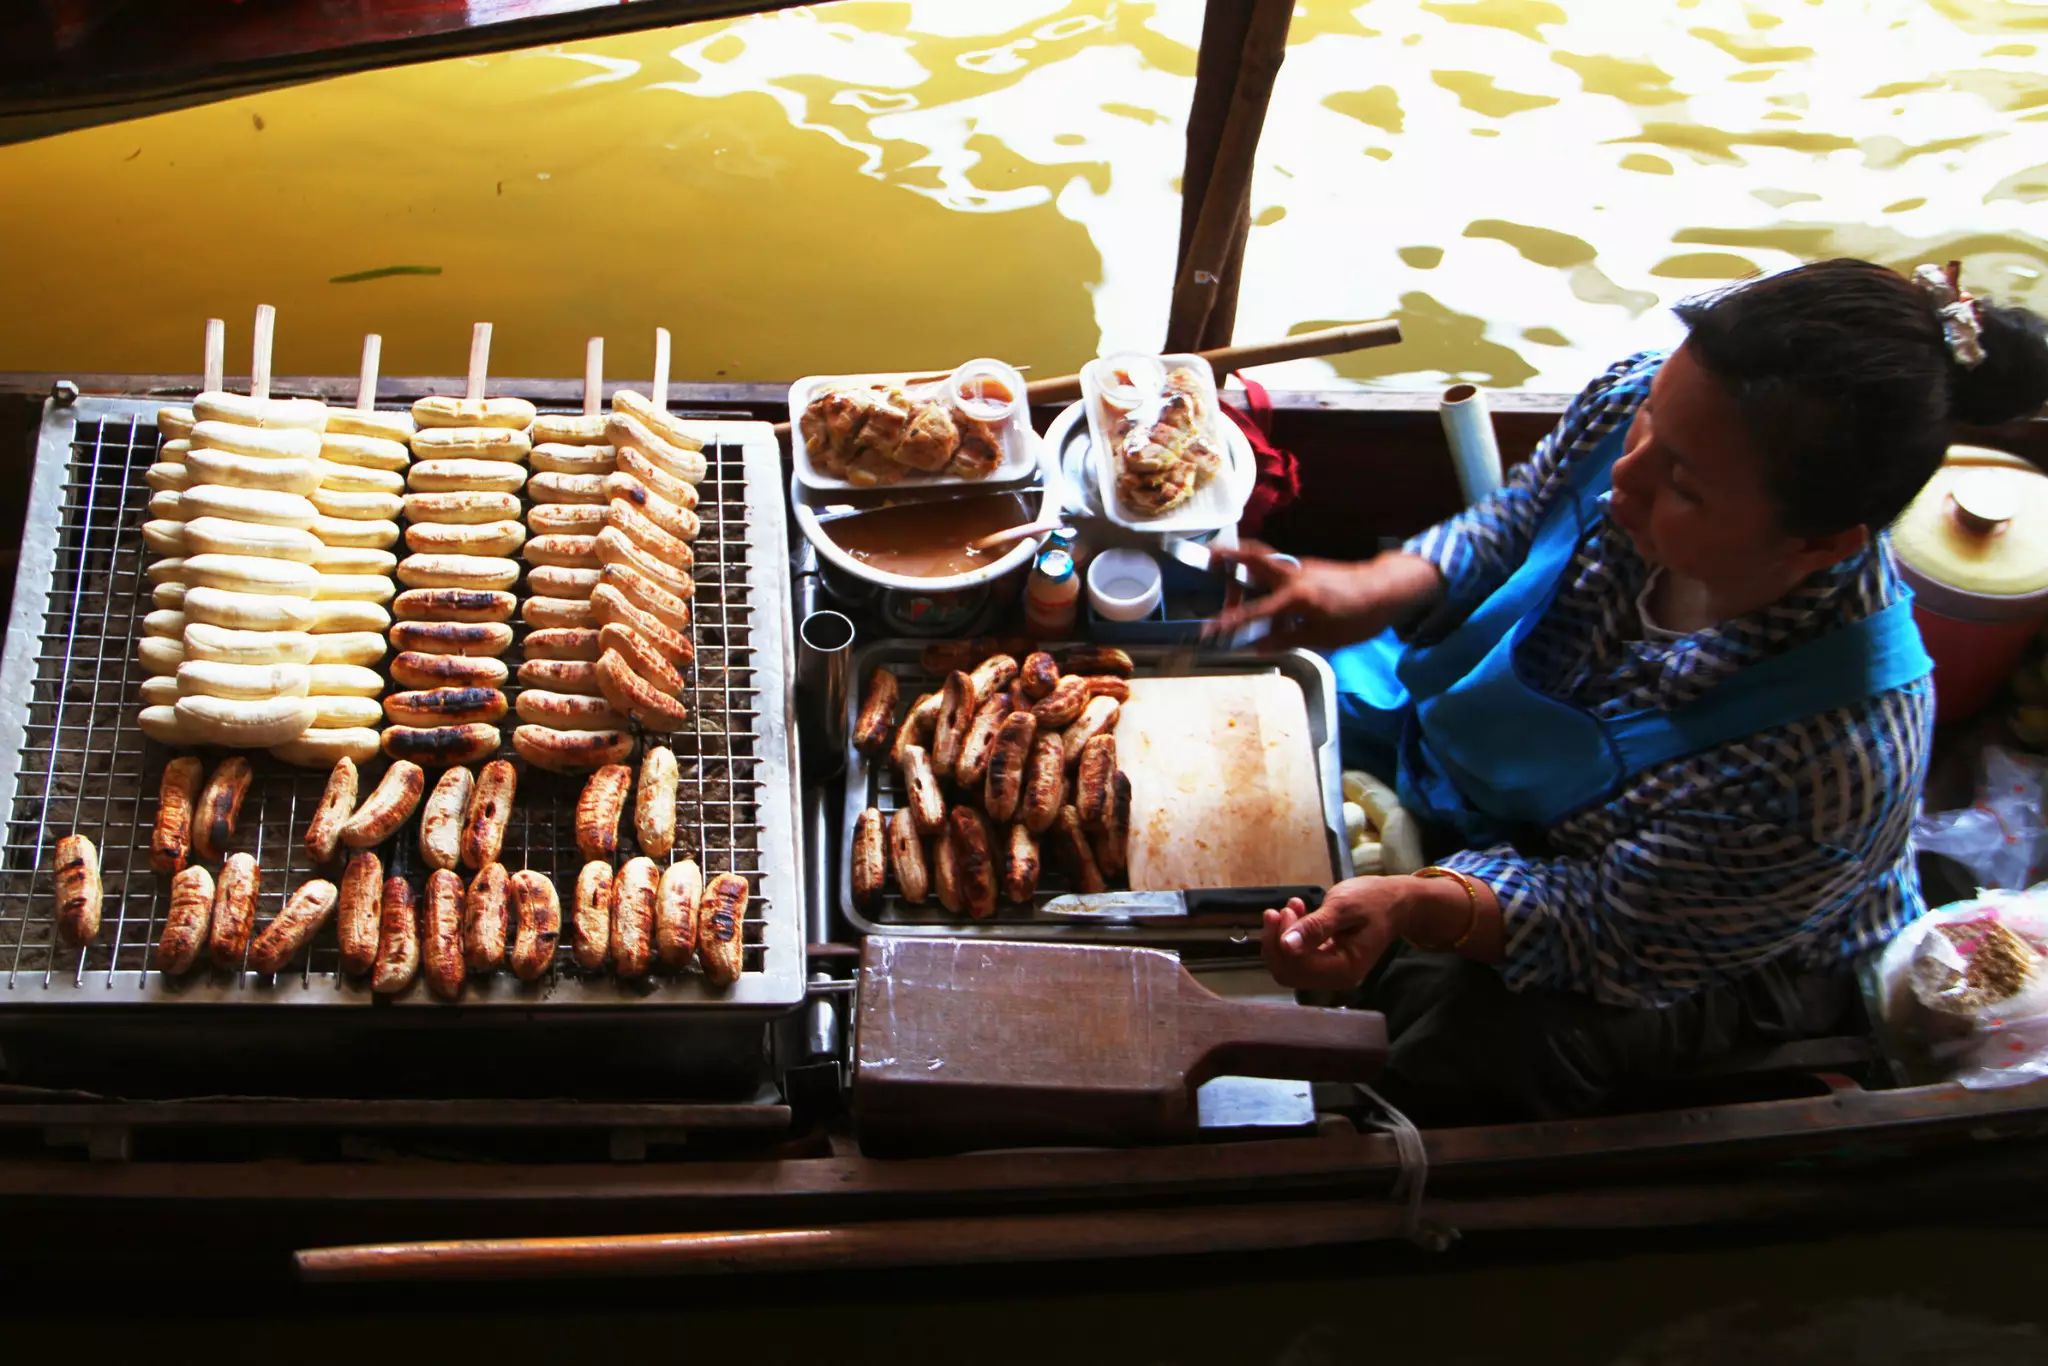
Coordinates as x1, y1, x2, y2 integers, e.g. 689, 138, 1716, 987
948, 358, 1026, 425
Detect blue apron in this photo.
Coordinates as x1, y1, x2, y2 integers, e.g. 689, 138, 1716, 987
1330, 376, 1934, 843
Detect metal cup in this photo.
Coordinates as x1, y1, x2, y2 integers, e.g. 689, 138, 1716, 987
796, 609, 856, 779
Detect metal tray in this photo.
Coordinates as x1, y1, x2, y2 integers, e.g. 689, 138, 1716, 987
838, 640, 1351, 943
0, 394, 805, 1013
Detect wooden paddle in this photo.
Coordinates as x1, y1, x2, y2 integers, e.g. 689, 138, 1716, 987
852, 936, 1385, 1154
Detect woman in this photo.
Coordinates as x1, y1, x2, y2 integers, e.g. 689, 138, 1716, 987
1218, 259, 2048, 1122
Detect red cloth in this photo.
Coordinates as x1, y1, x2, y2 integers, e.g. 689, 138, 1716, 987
1218, 374, 1299, 538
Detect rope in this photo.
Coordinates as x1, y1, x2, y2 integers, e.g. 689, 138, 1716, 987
1355, 1081, 1459, 1253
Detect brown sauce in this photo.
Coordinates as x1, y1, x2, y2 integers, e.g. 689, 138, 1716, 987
824, 492, 1039, 578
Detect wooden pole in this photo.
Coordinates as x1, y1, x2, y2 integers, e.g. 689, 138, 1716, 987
1164, 0, 1292, 355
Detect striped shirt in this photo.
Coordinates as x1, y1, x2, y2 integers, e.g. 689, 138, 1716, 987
1404, 351, 1933, 1009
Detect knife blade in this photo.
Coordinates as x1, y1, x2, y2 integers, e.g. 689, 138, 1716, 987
1041, 885, 1324, 925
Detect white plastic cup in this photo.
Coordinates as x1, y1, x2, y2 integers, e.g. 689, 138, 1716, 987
948, 358, 1026, 425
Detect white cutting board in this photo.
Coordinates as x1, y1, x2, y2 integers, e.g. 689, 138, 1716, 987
1116, 673, 1335, 891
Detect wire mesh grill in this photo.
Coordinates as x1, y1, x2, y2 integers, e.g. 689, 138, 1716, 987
0, 398, 801, 1007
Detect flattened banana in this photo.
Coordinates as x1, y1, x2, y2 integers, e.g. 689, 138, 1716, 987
182, 622, 316, 665
307, 599, 391, 634
182, 552, 319, 597
137, 636, 185, 676
173, 693, 317, 747
531, 443, 617, 476
176, 660, 311, 701
181, 586, 317, 633
311, 545, 398, 575
184, 447, 321, 495
307, 663, 384, 695
392, 588, 516, 623
396, 554, 520, 591
406, 459, 528, 494
190, 418, 321, 461
141, 520, 188, 555
192, 391, 328, 431
319, 431, 411, 470
411, 395, 536, 430
404, 520, 526, 557
182, 516, 320, 562
325, 408, 416, 443
310, 487, 404, 521
270, 726, 383, 766
311, 574, 397, 604
401, 491, 520, 525
527, 502, 606, 535
529, 471, 606, 505
145, 461, 192, 493
310, 515, 402, 549
307, 694, 385, 729
411, 427, 532, 461
179, 483, 319, 529
311, 459, 406, 494
309, 631, 388, 666
531, 414, 609, 446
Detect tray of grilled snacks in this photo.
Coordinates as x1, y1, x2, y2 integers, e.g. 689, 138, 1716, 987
791, 357, 1040, 492
0, 336, 802, 1009
1080, 352, 1251, 534
839, 636, 1347, 944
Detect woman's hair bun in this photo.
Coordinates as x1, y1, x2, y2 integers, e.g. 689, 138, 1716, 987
1952, 300, 2048, 426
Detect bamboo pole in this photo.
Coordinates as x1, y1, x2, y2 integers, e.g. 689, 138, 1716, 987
1163, 0, 1292, 353
1175, 0, 1259, 352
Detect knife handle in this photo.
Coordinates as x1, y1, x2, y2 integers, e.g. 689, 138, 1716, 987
1184, 885, 1324, 918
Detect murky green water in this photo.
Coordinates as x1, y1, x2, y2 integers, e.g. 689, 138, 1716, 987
0, 0, 2042, 391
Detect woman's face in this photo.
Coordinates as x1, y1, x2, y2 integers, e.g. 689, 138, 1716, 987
1607, 343, 1862, 589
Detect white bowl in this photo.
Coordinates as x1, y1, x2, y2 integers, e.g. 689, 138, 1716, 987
1087, 548, 1164, 622
788, 447, 1058, 596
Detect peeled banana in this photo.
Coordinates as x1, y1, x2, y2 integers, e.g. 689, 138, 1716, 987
174, 693, 319, 748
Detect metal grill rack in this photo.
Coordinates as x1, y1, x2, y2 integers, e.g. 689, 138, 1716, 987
0, 394, 803, 1010
838, 639, 1348, 944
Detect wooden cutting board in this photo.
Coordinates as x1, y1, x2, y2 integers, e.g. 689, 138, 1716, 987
1117, 672, 1334, 890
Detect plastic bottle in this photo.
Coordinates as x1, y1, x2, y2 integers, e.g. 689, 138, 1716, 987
1024, 547, 1080, 637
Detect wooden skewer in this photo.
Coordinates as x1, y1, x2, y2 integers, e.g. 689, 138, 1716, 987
584, 337, 604, 418
467, 322, 492, 403
202, 317, 225, 394
357, 334, 382, 413
250, 304, 275, 402
651, 326, 671, 414
967, 519, 1065, 553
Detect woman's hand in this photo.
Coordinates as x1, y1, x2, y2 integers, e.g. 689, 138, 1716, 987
1261, 879, 1406, 991
1208, 550, 1444, 651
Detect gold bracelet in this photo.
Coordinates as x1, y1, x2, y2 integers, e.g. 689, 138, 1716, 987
1410, 865, 1480, 952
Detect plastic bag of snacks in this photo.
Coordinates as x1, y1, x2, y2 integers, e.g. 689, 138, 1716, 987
1875, 885, 2048, 1089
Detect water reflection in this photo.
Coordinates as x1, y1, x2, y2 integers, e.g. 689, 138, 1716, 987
0, 0, 2040, 391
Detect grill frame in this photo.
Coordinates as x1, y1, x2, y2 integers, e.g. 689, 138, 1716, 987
0, 394, 806, 1013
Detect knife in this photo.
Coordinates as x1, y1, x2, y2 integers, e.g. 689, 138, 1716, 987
1041, 885, 1324, 926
